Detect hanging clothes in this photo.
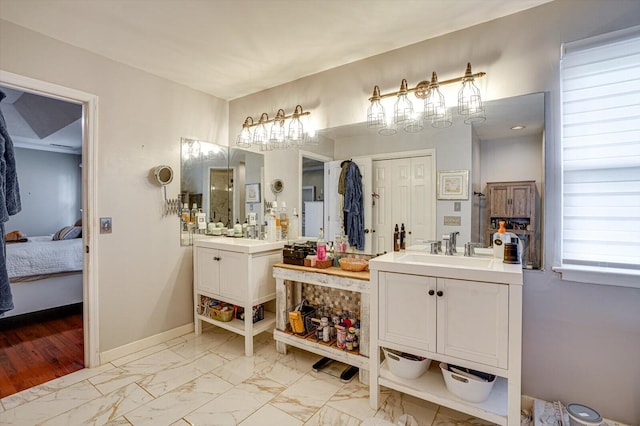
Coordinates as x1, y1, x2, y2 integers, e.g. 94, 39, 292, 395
343, 161, 364, 250
0, 89, 22, 315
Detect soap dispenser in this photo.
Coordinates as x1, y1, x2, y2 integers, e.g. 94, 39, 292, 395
493, 220, 510, 260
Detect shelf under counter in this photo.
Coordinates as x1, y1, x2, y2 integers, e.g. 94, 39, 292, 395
196, 311, 276, 336
379, 360, 508, 426
273, 329, 369, 370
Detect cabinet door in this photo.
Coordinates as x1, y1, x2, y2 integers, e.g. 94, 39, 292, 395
195, 247, 221, 295
379, 272, 436, 352
436, 278, 509, 368
510, 184, 532, 217
488, 185, 510, 217
218, 250, 248, 302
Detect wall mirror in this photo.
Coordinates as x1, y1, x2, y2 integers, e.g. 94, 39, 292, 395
308, 92, 544, 268
180, 138, 264, 245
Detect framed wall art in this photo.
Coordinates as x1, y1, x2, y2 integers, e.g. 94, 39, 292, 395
245, 183, 261, 203
437, 170, 469, 200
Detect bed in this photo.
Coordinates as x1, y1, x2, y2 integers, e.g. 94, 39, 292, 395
3, 235, 84, 318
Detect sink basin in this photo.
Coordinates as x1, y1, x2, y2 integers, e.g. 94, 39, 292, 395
396, 253, 494, 269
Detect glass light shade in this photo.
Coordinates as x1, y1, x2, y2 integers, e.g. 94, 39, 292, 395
424, 86, 446, 121
394, 94, 414, 124
252, 122, 268, 145
269, 120, 286, 149
378, 115, 398, 136
431, 105, 453, 128
288, 116, 305, 145
404, 111, 424, 133
236, 126, 252, 148
459, 79, 485, 116
259, 139, 273, 152
367, 99, 386, 128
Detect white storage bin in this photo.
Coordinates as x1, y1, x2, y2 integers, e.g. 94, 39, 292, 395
382, 348, 431, 379
440, 363, 496, 403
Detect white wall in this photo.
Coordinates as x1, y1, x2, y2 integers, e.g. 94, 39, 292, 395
0, 19, 228, 352
230, 1, 640, 422
5, 148, 82, 236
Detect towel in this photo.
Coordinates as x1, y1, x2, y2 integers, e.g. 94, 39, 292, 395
0, 89, 22, 315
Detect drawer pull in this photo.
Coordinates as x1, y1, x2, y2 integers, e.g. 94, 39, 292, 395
437, 290, 443, 297
428, 290, 435, 296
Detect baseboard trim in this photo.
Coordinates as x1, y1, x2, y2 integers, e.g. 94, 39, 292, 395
99, 322, 194, 364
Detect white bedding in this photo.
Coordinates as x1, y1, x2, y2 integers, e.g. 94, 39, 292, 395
6, 235, 84, 279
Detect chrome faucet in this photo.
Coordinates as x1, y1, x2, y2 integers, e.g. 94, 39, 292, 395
464, 242, 483, 257
445, 232, 459, 256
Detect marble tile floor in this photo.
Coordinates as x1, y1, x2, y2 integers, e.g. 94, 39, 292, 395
0, 327, 495, 426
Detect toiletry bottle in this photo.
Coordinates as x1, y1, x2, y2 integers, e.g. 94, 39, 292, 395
280, 201, 289, 240
393, 224, 400, 252
492, 220, 511, 260
317, 228, 327, 261
289, 208, 299, 240
181, 203, 190, 230
207, 217, 216, 234
267, 207, 277, 242
233, 219, 243, 236
196, 208, 206, 234
190, 203, 198, 224
400, 223, 406, 250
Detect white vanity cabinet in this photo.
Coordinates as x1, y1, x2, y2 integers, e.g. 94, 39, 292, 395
379, 273, 509, 368
369, 252, 523, 426
193, 237, 285, 356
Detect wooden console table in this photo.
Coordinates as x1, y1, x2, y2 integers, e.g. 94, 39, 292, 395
272, 263, 370, 380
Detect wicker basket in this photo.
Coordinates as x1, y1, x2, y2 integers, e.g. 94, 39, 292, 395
339, 257, 369, 272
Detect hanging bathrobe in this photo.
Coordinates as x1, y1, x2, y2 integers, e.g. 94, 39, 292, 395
0, 90, 22, 315
343, 161, 364, 250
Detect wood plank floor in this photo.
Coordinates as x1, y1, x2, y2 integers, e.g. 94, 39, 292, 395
0, 304, 84, 398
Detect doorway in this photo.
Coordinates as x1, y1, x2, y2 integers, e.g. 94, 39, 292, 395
0, 72, 99, 384
300, 152, 330, 237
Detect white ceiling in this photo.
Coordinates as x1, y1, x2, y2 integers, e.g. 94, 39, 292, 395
0, 0, 553, 101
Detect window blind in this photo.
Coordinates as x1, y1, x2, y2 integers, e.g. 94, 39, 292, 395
560, 26, 640, 270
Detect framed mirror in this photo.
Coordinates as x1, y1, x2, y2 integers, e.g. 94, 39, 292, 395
304, 92, 544, 268
180, 138, 264, 244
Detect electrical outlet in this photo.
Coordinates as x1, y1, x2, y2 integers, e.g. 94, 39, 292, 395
100, 217, 112, 234
454, 202, 461, 212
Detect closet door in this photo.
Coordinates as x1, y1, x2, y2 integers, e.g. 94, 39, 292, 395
373, 156, 434, 253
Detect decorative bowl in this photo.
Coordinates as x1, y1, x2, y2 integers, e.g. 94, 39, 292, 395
339, 257, 369, 272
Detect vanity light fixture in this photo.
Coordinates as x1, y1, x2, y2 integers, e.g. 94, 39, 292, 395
367, 63, 486, 135
236, 105, 312, 151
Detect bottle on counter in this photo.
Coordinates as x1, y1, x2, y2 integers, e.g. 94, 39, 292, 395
400, 223, 406, 250
190, 203, 198, 224
207, 217, 216, 234
181, 203, 190, 230
317, 228, 327, 261
393, 224, 400, 252
196, 208, 206, 234
493, 220, 510, 260
267, 207, 277, 242
272, 201, 282, 240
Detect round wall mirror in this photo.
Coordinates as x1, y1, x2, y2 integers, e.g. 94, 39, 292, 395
271, 178, 284, 194
153, 165, 174, 186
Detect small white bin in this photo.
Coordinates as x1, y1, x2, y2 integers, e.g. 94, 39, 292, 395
382, 348, 431, 379
567, 404, 602, 426
440, 363, 496, 403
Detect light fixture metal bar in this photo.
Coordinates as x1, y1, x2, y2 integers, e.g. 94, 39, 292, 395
370, 71, 486, 101
244, 107, 310, 128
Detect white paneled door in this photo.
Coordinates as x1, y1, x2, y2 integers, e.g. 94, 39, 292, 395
372, 156, 435, 254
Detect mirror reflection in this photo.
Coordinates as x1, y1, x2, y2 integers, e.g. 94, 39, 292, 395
180, 138, 264, 243
313, 92, 544, 269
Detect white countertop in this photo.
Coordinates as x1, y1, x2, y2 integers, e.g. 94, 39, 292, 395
369, 251, 523, 285
193, 236, 286, 253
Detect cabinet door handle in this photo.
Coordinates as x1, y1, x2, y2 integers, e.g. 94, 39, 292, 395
213, 256, 221, 261
428, 290, 435, 296
436, 290, 443, 297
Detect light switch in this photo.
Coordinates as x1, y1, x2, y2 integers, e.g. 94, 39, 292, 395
454, 202, 461, 212
100, 217, 112, 234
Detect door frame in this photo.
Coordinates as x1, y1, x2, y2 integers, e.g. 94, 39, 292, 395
0, 70, 99, 367
298, 150, 332, 235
